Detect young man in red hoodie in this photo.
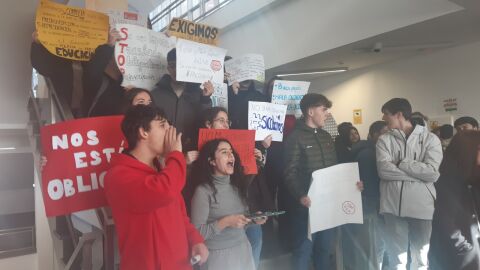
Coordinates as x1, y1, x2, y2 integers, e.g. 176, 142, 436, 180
104, 105, 209, 270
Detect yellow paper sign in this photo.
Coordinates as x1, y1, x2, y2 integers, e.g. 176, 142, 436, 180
167, 18, 219, 46
353, 109, 363, 125
35, 0, 109, 61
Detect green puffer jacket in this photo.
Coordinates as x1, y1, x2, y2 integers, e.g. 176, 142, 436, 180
284, 119, 338, 204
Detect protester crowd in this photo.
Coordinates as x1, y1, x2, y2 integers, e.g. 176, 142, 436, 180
32, 10, 480, 270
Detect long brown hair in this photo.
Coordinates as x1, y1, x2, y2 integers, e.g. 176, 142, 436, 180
441, 131, 480, 184
190, 139, 249, 202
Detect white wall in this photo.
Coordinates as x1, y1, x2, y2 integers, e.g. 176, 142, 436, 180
0, 0, 37, 126
217, 0, 462, 69
0, 254, 37, 270
310, 41, 480, 137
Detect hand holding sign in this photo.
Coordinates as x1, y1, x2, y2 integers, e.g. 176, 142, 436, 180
108, 29, 122, 47
202, 80, 214, 97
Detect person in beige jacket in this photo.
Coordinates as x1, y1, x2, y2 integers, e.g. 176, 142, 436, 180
376, 98, 443, 270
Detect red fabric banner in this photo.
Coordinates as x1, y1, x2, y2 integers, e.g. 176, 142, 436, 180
198, 128, 257, 174
40, 116, 125, 217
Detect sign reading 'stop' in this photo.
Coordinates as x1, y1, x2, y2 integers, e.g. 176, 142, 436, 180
167, 17, 219, 46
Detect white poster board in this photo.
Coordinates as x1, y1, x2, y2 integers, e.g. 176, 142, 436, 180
176, 38, 227, 84
225, 54, 265, 85
115, 24, 176, 90
308, 163, 363, 233
211, 83, 228, 109
271, 80, 310, 117
106, 10, 147, 28
248, 101, 287, 142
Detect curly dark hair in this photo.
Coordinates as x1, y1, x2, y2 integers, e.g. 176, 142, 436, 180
190, 139, 249, 203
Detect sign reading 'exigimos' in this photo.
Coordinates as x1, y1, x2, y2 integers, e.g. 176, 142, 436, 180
168, 17, 219, 46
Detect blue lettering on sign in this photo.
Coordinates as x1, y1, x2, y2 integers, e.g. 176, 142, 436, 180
274, 82, 302, 91
259, 115, 284, 133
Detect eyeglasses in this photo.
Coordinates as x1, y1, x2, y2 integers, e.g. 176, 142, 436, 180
213, 118, 232, 127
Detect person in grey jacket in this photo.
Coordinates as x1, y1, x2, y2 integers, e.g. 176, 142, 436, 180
151, 48, 214, 151
376, 98, 443, 270
190, 139, 267, 270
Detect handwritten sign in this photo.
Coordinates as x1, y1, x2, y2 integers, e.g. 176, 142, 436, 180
309, 163, 363, 233
443, 98, 458, 112
35, 0, 109, 61
248, 101, 287, 142
198, 129, 257, 174
225, 54, 265, 85
40, 116, 125, 216
168, 18, 219, 46
115, 24, 176, 90
271, 80, 310, 116
106, 10, 147, 28
211, 83, 228, 109
176, 39, 227, 84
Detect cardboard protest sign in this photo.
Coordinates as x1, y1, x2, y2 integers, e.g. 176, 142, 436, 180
225, 54, 265, 85
115, 24, 176, 90
168, 18, 219, 46
40, 116, 125, 216
107, 10, 147, 28
271, 80, 310, 117
35, 0, 109, 61
176, 39, 227, 84
248, 102, 287, 142
198, 129, 257, 174
211, 83, 228, 109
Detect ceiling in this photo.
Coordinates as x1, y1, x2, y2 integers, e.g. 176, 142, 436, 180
267, 0, 480, 80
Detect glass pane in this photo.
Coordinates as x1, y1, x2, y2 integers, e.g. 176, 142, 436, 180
192, 7, 201, 20
161, 0, 171, 11
205, 0, 215, 12
181, 1, 188, 14
177, 0, 187, 16
192, 0, 200, 7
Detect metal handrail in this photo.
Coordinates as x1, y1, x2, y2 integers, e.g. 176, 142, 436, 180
28, 74, 88, 269
45, 77, 74, 122
0, 226, 35, 235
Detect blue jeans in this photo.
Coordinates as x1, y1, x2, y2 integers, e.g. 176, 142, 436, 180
246, 224, 263, 269
290, 208, 336, 270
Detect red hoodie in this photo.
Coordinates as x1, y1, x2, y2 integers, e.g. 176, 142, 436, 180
104, 151, 203, 270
